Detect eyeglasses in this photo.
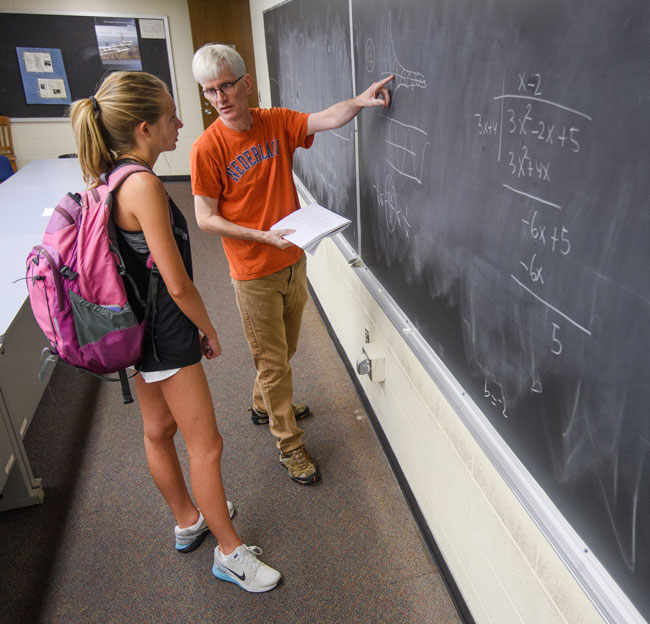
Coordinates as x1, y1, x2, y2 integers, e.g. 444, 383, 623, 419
202, 75, 244, 99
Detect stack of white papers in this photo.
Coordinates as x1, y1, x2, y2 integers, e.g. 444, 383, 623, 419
271, 203, 351, 254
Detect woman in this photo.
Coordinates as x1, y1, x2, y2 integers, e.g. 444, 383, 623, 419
69, 71, 280, 593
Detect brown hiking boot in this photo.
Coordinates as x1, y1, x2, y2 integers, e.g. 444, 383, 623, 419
249, 404, 311, 426
278, 444, 320, 485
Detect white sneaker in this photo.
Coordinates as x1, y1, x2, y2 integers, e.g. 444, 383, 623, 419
174, 501, 235, 553
212, 544, 281, 593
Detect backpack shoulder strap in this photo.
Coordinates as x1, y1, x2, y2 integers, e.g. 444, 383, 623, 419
106, 162, 153, 192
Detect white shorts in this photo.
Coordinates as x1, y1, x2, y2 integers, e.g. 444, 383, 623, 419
138, 368, 181, 383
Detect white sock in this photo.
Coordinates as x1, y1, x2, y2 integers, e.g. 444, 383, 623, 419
218, 545, 240, 560
176, 511, 203, 533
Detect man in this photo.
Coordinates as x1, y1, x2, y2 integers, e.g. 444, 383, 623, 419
190, 43, 392, 486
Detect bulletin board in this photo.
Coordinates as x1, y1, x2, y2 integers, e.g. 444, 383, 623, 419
0, 10, 177, 120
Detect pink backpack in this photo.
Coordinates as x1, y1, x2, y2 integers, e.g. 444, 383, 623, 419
26, 163, 155, 402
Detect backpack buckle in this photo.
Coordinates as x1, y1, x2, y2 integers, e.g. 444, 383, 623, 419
60, 265, 79, 280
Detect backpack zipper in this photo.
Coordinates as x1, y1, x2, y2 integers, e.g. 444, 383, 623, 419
34, 245, 65, 311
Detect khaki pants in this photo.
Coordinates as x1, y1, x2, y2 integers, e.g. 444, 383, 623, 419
233, 255, 308, 453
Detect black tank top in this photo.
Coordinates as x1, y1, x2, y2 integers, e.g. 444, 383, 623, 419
113, 161, 201, 372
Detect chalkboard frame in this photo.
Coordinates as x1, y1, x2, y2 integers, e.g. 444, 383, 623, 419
0, 9, 179, 122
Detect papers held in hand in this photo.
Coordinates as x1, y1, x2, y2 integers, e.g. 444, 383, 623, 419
271, 203, 352, 254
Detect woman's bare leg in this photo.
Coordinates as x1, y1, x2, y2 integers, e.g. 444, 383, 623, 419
135, 372, 199, 528
156, 363, 241, 554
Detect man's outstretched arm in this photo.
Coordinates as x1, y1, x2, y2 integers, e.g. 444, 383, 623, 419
306, 75, 394, 135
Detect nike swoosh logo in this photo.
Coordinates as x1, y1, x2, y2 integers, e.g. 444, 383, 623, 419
224, 565, 246, 581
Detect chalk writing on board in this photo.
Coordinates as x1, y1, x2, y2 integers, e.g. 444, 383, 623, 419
329, 129, 352, 142
381, 13, 426, 92
503, 184, 562, 210
474, 72, 594, 363
380, 115, 429, 184
484, 378, 509, 418
367, 10, 430, 249
373, 174, 411, 238
473, 71, 650, 570
365, 38, 375, 73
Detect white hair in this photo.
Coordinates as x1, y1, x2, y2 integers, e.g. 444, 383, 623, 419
192, 44, 246, 85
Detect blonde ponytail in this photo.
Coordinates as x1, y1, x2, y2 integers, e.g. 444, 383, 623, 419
69, 71, 169, 186
69, 97, 114, 186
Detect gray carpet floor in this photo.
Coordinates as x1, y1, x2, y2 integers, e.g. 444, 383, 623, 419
0, 181, 461, 624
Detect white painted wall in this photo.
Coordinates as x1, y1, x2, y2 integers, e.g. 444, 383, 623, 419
0, 0, 201, 176
249, 1, 607, 622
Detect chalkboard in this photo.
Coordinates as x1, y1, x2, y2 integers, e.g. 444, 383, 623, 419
354, 0, 650, 617
266, 0, 650, 619
0, 11, 175, 119
264, 0, 358, 249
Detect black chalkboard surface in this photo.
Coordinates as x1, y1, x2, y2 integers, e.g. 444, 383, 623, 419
353, 0, 650, 617
266, 0, 650, 618
264, 0, 357, 249
0, 12, 174, 119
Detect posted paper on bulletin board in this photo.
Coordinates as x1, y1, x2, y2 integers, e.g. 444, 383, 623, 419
94, 17, 142, 71
16, 47, 71, 105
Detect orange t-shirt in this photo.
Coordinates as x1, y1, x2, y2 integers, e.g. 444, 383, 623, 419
190, 108, 314, 280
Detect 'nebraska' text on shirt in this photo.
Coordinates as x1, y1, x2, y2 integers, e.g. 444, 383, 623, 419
226, 139, 280, 182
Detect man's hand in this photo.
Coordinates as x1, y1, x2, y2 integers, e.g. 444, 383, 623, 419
355, 75, 394, 109
262, 228, 296, 249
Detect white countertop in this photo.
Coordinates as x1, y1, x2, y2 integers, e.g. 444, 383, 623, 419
0, 158, 84, 339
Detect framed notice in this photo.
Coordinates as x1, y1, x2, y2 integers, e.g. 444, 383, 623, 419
16, 47, 71, 105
